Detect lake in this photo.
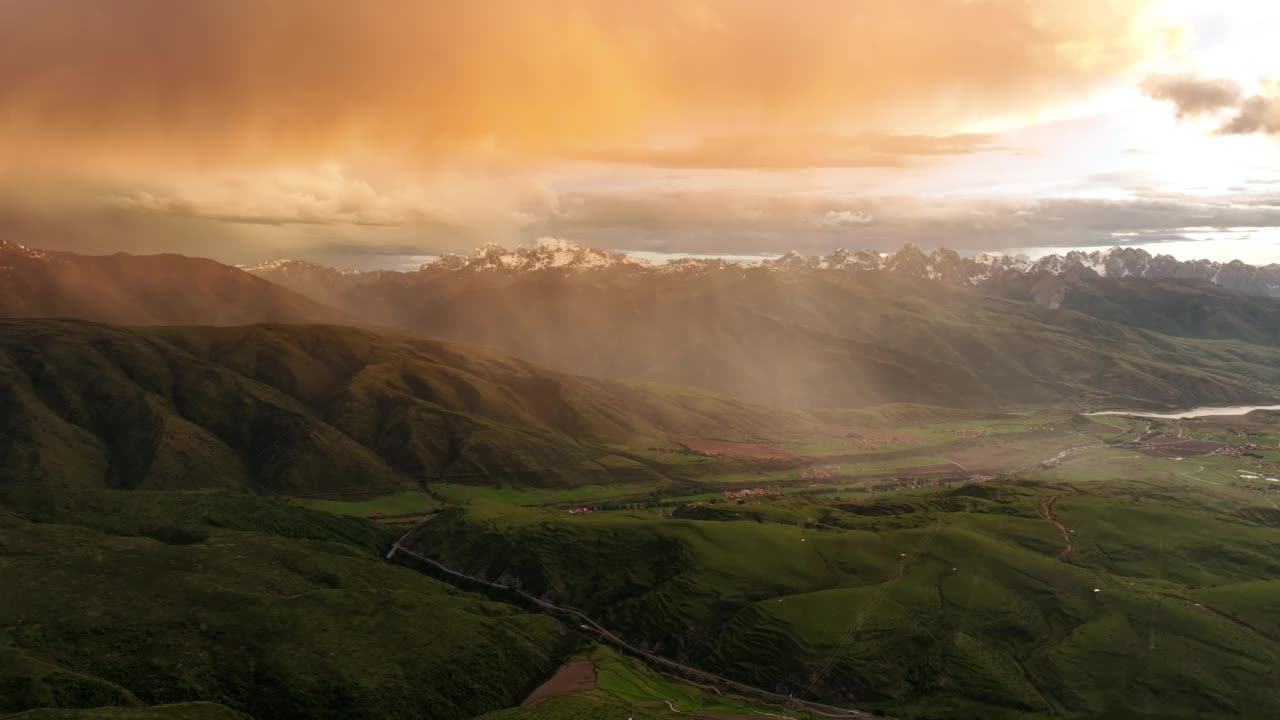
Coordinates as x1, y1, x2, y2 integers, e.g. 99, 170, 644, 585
1087, 404, 1280, 420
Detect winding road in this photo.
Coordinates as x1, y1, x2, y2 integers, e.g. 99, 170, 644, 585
386, 533, 882, 719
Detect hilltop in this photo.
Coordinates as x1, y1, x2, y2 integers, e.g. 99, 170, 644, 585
0, 319, 817, 494
0, 240, 342, 326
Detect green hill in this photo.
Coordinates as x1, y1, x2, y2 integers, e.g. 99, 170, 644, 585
0, 319, 817, 495
0, 489, 568, 720
403, 477, 1280, 719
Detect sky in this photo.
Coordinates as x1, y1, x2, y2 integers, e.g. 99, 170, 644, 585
1, 0, 1279, 269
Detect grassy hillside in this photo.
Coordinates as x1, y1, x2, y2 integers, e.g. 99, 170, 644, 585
4, 318, 1279, 719
0, 320, 817, 494
404, 475, 1280, 719
1, 703, 249, 720
0, 490, 568, 720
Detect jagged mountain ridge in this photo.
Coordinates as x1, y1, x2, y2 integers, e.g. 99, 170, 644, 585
244, 239, 1280, 298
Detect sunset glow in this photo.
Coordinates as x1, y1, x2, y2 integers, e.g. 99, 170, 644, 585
1, 0, 1277, 265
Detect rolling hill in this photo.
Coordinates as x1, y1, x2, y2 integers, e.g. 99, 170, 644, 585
403, 475, 1280, 719
0, 319, 818, 494
0, 489, 569, 720
0, 241, 342, 326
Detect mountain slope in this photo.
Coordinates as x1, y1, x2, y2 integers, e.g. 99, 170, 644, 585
0, 241, 342, 325
251, 256, 1280, 410
13, 240, 1280, 412
0, 319, 817, 494
987, 273, 1280, 347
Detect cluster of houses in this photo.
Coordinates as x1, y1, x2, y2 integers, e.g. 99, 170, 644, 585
946, 428, 989, 439
645, 446, 704, 456
846, 434, 914, 449
801, 465, 842, 481
723, 487, 780, 500
1211, 444, 1271, 458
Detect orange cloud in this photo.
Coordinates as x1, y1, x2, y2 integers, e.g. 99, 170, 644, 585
0, 0, 1179, 171
567, 133, 1018, 169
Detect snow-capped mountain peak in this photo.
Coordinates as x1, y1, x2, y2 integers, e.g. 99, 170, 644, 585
432, 238, 640, 272
0, 240, 49, 260
237, 259, 363, 276
234, 239, 1280, 299
0, 239, 52, 273
239, 258, 295, 273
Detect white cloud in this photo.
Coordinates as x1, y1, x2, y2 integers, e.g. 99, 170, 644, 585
818, 210, 874, 227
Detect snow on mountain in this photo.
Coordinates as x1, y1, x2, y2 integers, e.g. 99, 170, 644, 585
0, 240, 52, 274
239, 259, 364, 276
430, 237, 643, 272
763, 247, 885, 272
419, 240, 1280, 296
0, 240, 49, 261
236, 237, 1280, 299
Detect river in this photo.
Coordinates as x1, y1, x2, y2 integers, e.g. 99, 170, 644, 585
1087, 404, 1280, 420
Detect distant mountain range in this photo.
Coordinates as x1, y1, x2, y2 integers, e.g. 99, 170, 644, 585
236, 240, 1280, 410
7, 238, 1280, 410
244, 238, 1280, 299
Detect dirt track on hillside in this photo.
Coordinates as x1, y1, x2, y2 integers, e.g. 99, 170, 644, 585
1040, 495, 1073, 562
521, 660, 596, 706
